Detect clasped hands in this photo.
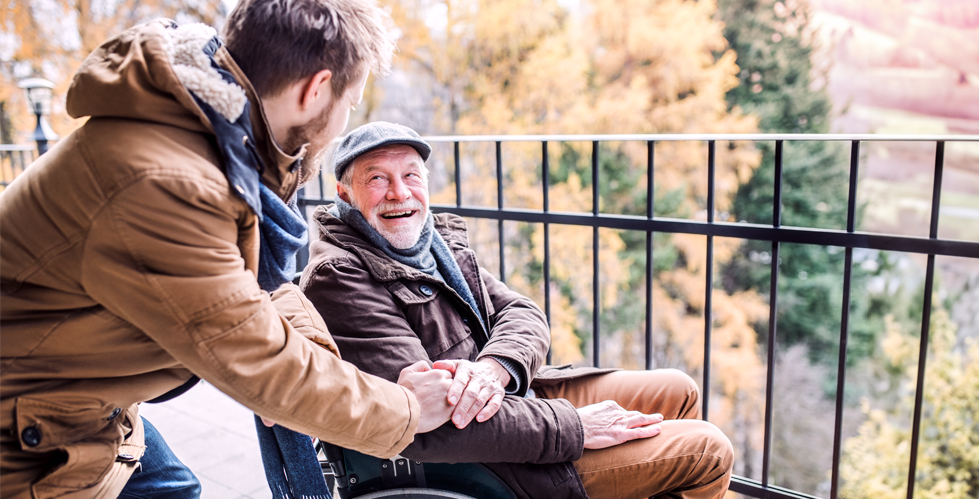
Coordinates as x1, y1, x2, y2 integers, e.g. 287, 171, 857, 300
398, 359, 664, 450
394, 358, 511, 432
264, 358, 663, 448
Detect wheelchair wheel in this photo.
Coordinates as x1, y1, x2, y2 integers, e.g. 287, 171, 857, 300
354, 489, 476, 499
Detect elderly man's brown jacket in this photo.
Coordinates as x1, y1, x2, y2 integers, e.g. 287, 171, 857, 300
302, 208, 617, 499
0, 21, 419, 499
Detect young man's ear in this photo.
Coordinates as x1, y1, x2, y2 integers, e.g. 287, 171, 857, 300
299, 69, 334, 111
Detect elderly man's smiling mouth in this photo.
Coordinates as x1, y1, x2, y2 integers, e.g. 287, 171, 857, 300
380, 210, 417, 219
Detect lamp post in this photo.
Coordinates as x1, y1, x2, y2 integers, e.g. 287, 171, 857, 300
17, 78, 59, 155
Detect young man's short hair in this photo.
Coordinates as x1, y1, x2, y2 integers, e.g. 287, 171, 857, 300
222, 0, 394, 98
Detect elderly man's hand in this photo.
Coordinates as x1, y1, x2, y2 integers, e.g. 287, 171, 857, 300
432, 358, 511, 428
577, 400, 663, 449
397, 361, 455, 433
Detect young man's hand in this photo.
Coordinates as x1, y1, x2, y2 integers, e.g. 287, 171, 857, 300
577, 400, 663, 449
432, 358, 511, 428
397, 360, 455, 433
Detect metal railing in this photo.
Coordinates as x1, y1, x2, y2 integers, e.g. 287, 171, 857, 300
296, 133, 978, 499
0, 144, 36, 189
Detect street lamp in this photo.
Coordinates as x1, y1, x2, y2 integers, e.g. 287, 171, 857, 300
17, 77, 59, 155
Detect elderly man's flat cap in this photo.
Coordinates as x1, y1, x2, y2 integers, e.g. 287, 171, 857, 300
333, 122, 432, 180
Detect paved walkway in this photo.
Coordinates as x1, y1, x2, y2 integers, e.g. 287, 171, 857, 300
138, 382, 272, 499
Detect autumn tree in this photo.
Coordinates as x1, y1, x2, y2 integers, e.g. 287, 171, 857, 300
378, 0, 776, 480
839, 305, 978, 499
1, 0, 225, 143
716, 0, 865, 367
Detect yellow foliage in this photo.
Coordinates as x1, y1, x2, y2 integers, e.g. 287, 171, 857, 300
384, 0, 769, 474
2, 0, 224, 142
840, 307, 979, 499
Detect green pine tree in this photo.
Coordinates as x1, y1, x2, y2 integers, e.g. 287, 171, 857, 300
715, 0, 881, 367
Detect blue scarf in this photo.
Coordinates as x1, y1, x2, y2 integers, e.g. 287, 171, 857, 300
256, 185, 308, 291
188, 35, 322, 499
190, 36, 309, 293
331, 197, 487, 334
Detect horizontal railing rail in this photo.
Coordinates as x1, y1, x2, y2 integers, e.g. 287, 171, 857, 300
298, 132, 977, 499
419, 132, 978, 142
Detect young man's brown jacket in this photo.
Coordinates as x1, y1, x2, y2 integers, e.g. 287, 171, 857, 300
302, 208, 617, 499
0, 21, 419, 499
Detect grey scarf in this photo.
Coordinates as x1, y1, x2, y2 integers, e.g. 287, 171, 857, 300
331, 197, 487, 334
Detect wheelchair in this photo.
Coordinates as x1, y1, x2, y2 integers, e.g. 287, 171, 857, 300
314, 440, 517, 499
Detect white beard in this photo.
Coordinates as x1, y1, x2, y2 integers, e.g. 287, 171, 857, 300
353, 197, 427, 249
375, 214, 426, 249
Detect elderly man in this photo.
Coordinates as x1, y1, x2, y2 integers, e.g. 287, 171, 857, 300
0, 4, 455, 498
299, 122, 734, 499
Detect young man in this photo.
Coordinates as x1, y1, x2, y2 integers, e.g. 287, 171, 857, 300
0, 2, 455, 498
300, 122, 736, 499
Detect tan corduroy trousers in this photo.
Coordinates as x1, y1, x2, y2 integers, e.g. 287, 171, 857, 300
536, 369, 734, 499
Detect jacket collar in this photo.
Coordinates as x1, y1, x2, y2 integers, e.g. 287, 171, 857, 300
215, 47, 306, 202
314, 206, 431, 283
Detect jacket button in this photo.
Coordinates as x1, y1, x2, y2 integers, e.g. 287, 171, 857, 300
107, 408, 122, 421
419, 285, 433, 296
117, 453, 138, 463
21, 426, 41, 447
462, 318, 468, 324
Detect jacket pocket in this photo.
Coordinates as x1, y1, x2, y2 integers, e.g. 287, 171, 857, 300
388, 280, 475, 359
15, 396, 124, 493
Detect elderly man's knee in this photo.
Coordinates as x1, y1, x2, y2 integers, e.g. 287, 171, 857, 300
702, 422, 734, 471
658, 368, 701, 402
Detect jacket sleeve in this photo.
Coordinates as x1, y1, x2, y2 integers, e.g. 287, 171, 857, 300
81, 175, 418, 459
304, 257, 584, 465
474, 268, 550, 397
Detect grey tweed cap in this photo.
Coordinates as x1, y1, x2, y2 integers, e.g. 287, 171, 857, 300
333, 122, 432, 180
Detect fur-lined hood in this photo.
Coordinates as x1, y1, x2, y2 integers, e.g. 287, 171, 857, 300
66, 19, 306, 200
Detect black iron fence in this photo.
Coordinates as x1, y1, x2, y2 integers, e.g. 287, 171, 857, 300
296, 133, 979, 499
0, 144, 36, 189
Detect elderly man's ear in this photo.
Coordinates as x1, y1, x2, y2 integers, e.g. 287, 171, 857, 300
336, 182, 352, 204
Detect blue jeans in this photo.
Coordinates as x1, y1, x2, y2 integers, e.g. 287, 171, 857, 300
119, 417, 201, 499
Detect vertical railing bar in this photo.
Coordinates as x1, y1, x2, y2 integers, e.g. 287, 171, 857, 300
846, 141, 860, 233
772, 140, 784, 227
927, 142, 944, 240
543, 141, 552, 365
702, 140, 716, 420
762, 140, 783, 487
645, 140, 655, 370
592, 141, 601, 367
497, 141, 505, 283
318, 162, 325, 200
831, 140, 862, 498
592, 141, 600, 216
707, 141, 716, 224
830, 247, 853, 499
906, 141, 944, 499
454, 142, 462, 208
907, 255, 936, 499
